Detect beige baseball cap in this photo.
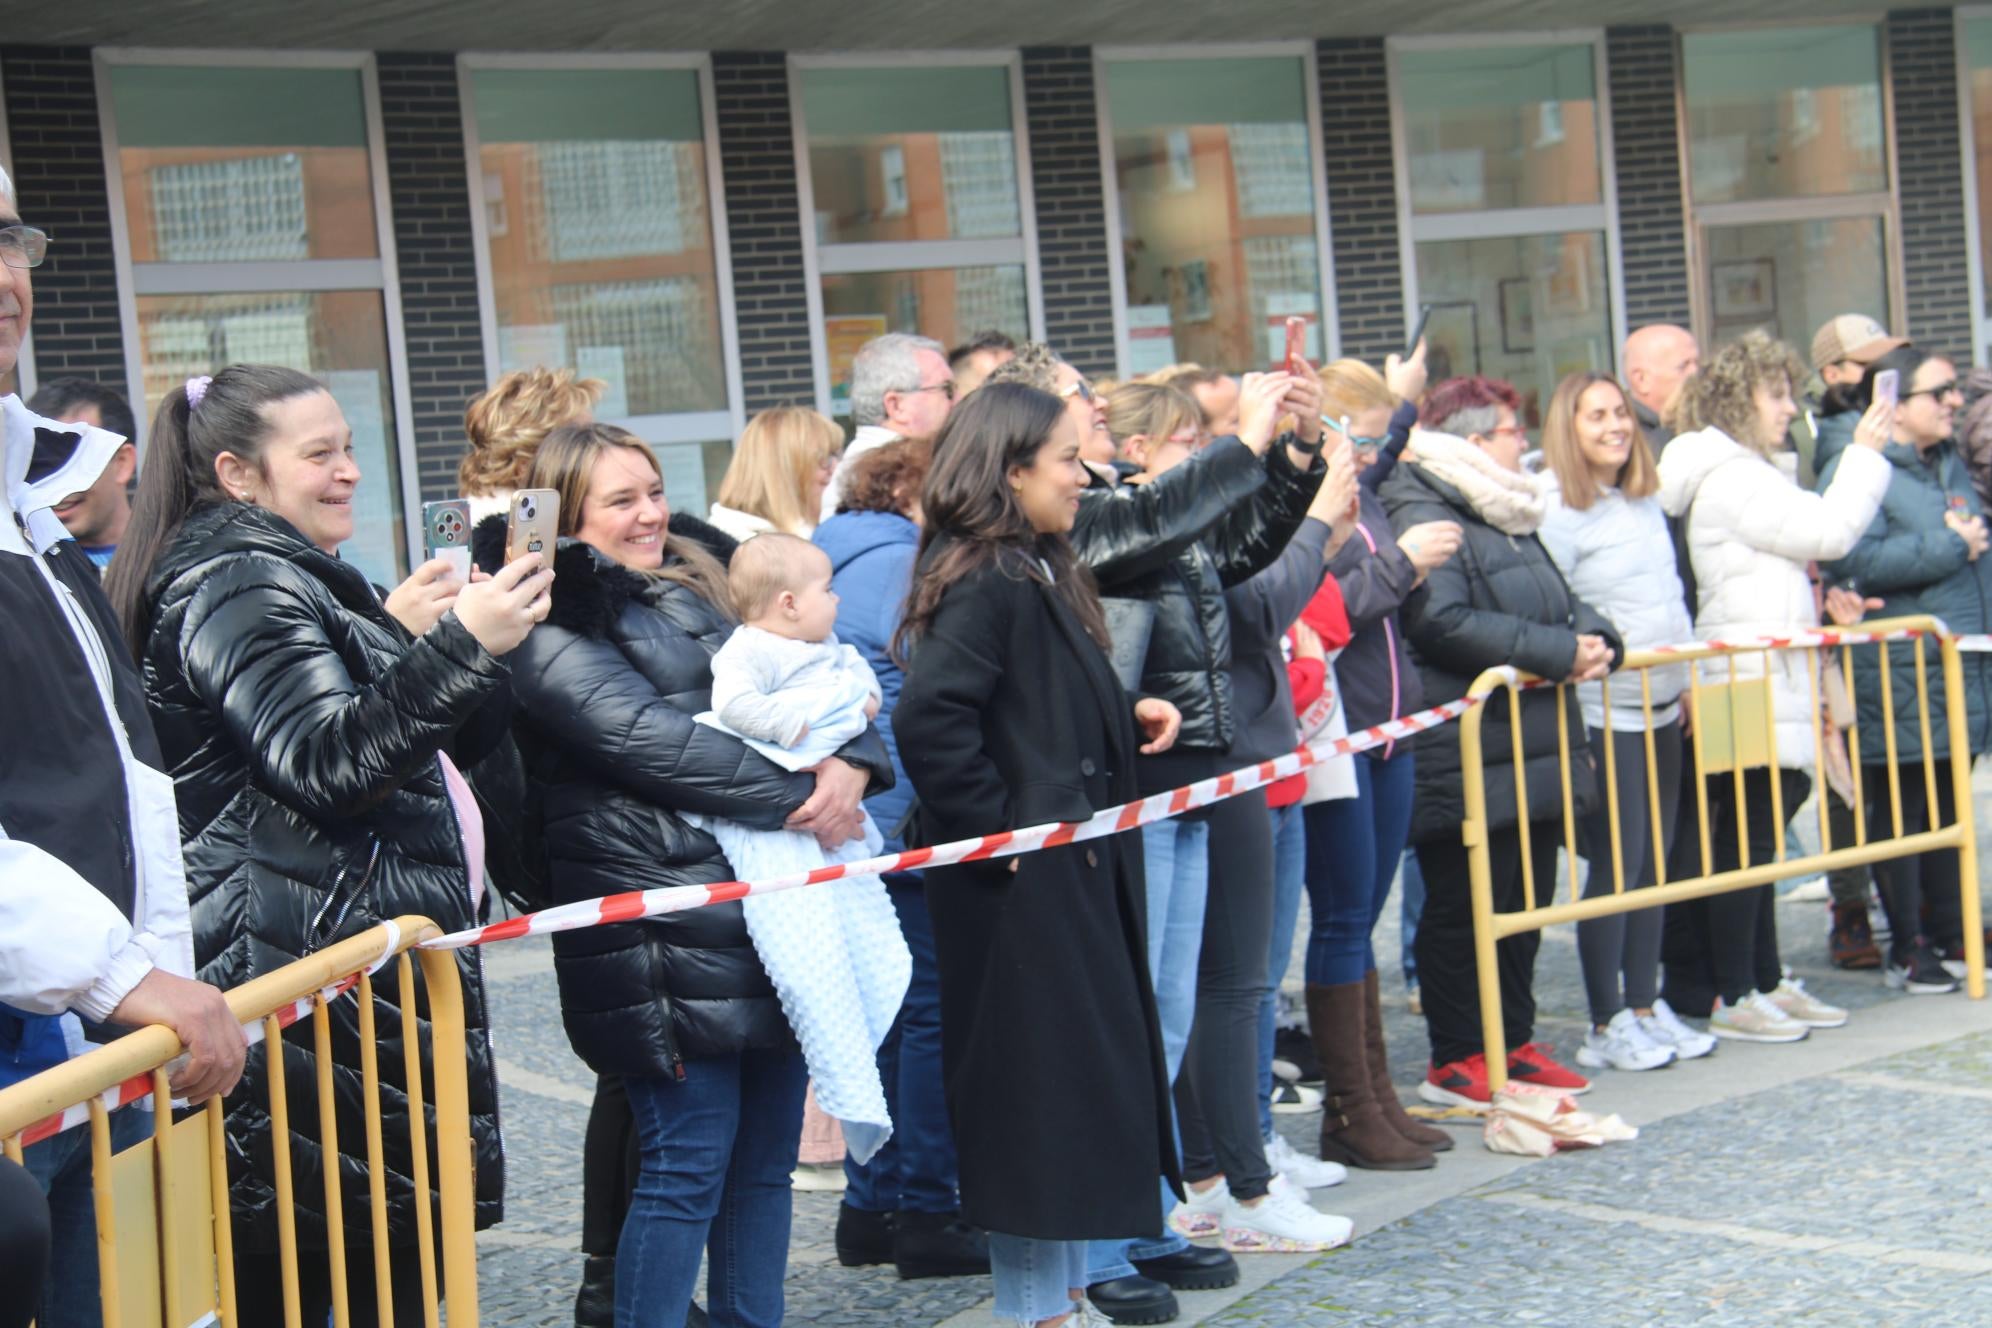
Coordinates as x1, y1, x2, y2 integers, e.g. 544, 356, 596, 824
1810, 313, 1907, 372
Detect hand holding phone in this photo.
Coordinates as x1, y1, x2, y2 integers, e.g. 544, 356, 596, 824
506, 489, 561, 565
422, 498, 474, 583
1404, 304, 1434, 360
1873, 368, 1899, 410
1285, 316, 1308, 375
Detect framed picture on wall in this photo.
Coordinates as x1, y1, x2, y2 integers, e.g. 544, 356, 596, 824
1711, 258, 1777, 320
1176, 259, 1213, 322
1498, 279, 1535, 354
1426, 302, 1481, 381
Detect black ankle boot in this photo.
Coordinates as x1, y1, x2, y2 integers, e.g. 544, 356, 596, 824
573, 1256, 616, 1328
894, 1209, 991, 1279
836, 1202, 897, 1266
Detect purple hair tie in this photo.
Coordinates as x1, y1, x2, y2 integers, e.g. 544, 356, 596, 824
186, 375, 213, 410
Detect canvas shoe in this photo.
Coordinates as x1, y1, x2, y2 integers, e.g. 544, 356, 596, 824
1264, 1131, 1347, 1191
1637, 998, 1717, 1060
1884, 947, 1959, 995
1708, 992, 1808, 1043
1219, 1186, 1354, 1254
1575, 1008, 1676, 1071
1767, 978, 1848, 1028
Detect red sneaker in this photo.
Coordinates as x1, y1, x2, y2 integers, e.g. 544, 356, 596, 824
1508, 1042, 1591, 1095
1418, 1054, 1492, 1107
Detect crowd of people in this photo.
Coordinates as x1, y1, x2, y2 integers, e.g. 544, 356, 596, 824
3, 147, 1991, 1328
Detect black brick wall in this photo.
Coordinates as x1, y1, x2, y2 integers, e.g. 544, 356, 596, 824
1607, 26, 1693, 336
713, 51, 814, 412
376, 53, 486, 504
1021, 46, 1115, 376
1889, 9, 1975, 358
2, 46, 126, 388
1317, 38, 1405, 365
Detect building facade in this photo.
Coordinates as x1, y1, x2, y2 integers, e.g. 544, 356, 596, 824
4, 13, 1990, 584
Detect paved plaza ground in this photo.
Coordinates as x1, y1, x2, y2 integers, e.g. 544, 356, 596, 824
476, 796, 1992, 1327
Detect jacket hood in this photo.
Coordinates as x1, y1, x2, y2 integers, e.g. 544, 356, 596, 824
150, 502, 379, 617
814, 510, 918, 574
1655, 426, 1755, 517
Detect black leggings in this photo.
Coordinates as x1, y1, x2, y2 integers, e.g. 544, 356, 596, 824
0, 1158, 48, 1328
1414, 822, 1561, 1067
1577, 723, 1682, 1025
1663, 767, 1811, 1008
1867, 763, 1965, 962
233, 1236, 434, 1328
581, 1075, 641, 1258
1177, 788, 1275, 1201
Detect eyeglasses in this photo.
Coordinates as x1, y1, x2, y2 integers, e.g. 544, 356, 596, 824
1903, 380, 1962, 401
1321, 415, 1389, 451
1058, 378, 1097, 405
1487, 424, 1528, 440
902, 380, 956, 402
0, 225, 49, 270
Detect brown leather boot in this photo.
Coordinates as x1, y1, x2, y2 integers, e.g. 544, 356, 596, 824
1306, 982, 1436, 1170
1363, 970, 1454, 1152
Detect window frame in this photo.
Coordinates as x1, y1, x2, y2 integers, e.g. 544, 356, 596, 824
456, 51, 746, 449
1955, 7, 1992, 365
94, 46, 423, 565
1386, 29, 1629, 370
1672, 18, 1906, 353
1094, 41, 1341, 377
1, 61, 35, 398
788, 48, 1047, 416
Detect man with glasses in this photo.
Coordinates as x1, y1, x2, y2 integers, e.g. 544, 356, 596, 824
822, 332, 955, 522
0, 164, 247, 1328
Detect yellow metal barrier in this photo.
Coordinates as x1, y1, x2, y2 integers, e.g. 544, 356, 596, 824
1458, 616, 1987, 1092
0, 916, 480, 1328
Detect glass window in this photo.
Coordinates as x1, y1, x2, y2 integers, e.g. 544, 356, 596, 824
1104, 55, 1326, 375
1964, 19, 1992, 325
1682, 27, 1887, 204
470, 68, 730, 419
106, 60, 411, 586
1397, 44, 1602, 214
1700, 218, 1888, 353
821, 266, 1029, 412
1415, 233, 1613, 425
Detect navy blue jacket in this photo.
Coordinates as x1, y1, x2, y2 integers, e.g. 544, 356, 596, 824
815, 510, 919, 849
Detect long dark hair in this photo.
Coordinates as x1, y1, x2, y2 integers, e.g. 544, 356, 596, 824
103, 364, 326, 656
1820, 344, 1935, 418
893, 381, 1108, 663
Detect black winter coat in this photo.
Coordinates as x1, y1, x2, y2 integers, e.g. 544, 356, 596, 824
895, 551, 1177, 1240
1071, 437, 1321, 772
141, 503, 510, 1248
481, 526, 894, 1079
1379, 464, 1620, 845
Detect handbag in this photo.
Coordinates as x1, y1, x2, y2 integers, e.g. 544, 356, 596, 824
1100, 596, 1156, 694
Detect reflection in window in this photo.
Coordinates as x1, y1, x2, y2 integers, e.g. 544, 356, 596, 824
1397, 44, 1601, 214
150, 154, 308, 262
1682, 26, 1886, 204
821, 265, 1028, 412
533, 141, 702, 261
1701, 217, 1888, 353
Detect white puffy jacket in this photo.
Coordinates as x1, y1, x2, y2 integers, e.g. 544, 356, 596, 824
1656, 427, 1891, 769
1536, 480, 1695, 732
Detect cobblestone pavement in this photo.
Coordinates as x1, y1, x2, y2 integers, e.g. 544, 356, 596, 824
477, 788, 1992, 1327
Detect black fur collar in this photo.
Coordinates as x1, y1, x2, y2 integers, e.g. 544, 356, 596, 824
468, 510, 736, 641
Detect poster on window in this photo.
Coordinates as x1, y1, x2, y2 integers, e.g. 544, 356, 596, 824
825, 314, 889, 418
577, 346, 631, 419
320, 369, 405, 588
1127, 304, 1178, 376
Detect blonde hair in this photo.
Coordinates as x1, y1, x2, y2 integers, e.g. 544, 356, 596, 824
459, 367, 605, 497
1105, 381, 1202, 450
985, 341, 1064, 395
1665, 329, 1806, 458
716, 407, 842, 535
529, 423, 734, 614
1539, 372, 1659, 511
1317, 359, 1395, 423
727, 532, 826, 621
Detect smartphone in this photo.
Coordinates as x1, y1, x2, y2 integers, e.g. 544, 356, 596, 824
1284, 316, 1309, 374
1405, 304, 1434, 359
421, 499, 473, 582
506, 488, 560, 565
1873, 368, 1900, 410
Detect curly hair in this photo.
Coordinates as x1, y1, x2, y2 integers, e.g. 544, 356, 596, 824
837, 437, 933, 516
1419, 376, 1522, 437
1664, 329, 1805, 456
985, 341, 1065, 395
459, 367, 605, 497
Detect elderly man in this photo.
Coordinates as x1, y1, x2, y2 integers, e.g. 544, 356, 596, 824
1622, 323, 1700, 452
0, 164, 245, 1328
822, 332, 954, 521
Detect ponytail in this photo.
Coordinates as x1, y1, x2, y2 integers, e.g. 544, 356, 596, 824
101, 363, 326, 659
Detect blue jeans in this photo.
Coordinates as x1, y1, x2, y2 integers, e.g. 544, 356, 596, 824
617, 1050, 809, 1328
1255, 800, 1308, 1140
20, 1104, 150, 1328
1085, 817, 1206, 1283
1304, 752, 1417, 987
988, 1235, 1088, 1325
844, 874, 959, 1214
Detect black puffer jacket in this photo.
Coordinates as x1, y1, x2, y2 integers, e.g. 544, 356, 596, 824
141, 503, 510, 1249
1072, 437, 1321, 776
477, 522, 893, 1080
1379, 460, 1620, 845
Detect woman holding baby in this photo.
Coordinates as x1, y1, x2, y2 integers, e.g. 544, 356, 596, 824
489, 421, 894, 1328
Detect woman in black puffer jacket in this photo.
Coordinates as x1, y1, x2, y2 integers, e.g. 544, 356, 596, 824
104, 365, 554, 1326
490, 423, 890, 1328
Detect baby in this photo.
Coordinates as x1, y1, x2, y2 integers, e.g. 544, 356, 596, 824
704, 533, 881, 768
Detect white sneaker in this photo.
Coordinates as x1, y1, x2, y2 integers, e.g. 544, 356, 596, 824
1708, 992, 1809, 1043
1219, 1186, 1354, 1253
1781, 876, 1829, 902
1575, 1008, 1675, 1071
1169, 1175, 1228, 1238
1265, 1131, 1348, 1191
1638, 999, 1717, 1060
789, 1162, 847, 1192
1269, 1082, 1323, 1114
1072, 1297, 1116, 1327
1767, 978, 1848, 1028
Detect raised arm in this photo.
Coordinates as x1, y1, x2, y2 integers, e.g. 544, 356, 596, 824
1070, 439, 1267, 589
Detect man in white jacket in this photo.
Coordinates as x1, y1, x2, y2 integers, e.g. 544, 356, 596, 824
0, 163, 244, 1326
